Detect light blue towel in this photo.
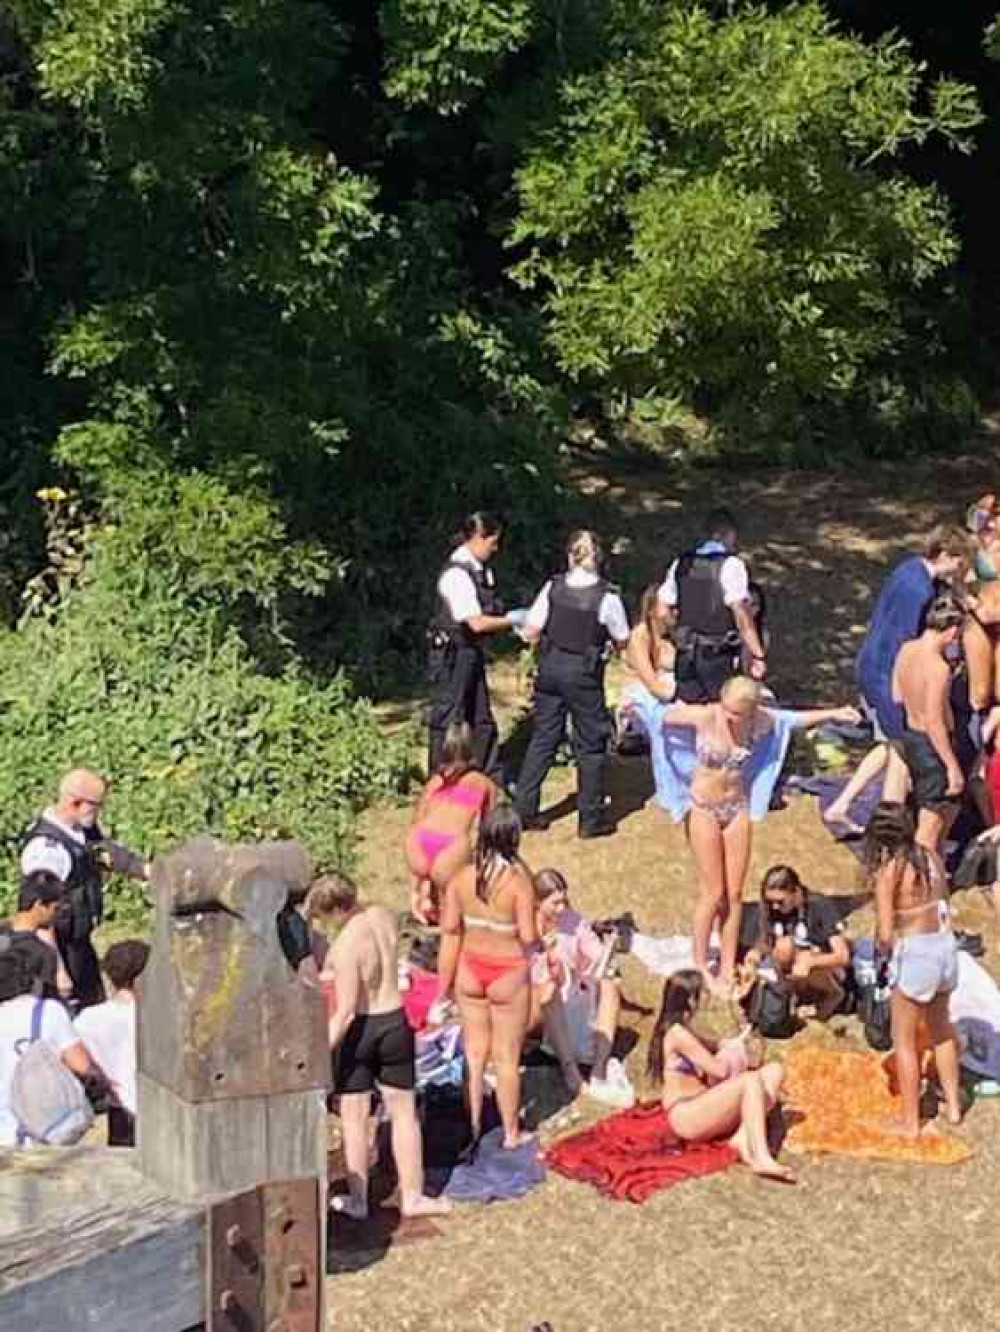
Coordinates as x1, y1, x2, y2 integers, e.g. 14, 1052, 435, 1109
631, 691, 803, 823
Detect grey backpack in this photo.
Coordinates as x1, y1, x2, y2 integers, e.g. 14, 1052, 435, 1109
10, 998, 93, 1146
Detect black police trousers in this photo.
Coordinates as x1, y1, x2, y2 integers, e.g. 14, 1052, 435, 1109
427, 643, 502, 782
55, 925, 106, 1009
675, 641, 739, 703
516, 648, 611, 833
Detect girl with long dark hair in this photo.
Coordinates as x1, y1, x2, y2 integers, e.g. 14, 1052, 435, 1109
866, 801, 962, 1138
438, 806, 537, 1153
405, 721, 498, 923
647, 969, 795, 1183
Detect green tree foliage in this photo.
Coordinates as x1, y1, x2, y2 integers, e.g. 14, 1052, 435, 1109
511, 2, 982, 454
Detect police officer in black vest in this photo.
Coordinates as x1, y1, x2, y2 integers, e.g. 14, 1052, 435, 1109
427, 512, 528, 783
515, 531, 630, 838
20, 768, 149, 1009
660, 507, 766, 704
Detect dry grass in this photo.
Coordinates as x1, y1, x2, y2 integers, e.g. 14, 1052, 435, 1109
333, 443, 1000, 1332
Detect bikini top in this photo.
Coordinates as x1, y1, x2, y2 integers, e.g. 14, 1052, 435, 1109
664, 1051, 699, 1078
891, 853, 950, 925
463, 914, 517, 935
696, 739, 751, 772
430, 777, 488, 812
463, 855, 518, 934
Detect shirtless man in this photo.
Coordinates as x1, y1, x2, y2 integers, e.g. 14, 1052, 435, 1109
892, 597, 967, 854
320, 873, 451, 1221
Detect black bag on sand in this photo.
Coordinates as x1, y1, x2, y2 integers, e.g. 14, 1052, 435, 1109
858, 983, 892, 1052
747, 977, 796, 1039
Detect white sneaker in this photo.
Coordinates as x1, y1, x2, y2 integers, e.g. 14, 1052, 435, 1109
586, 1076, 635, 1109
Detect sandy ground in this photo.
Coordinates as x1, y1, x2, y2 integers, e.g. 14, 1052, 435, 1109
332, 444, 1000, 1332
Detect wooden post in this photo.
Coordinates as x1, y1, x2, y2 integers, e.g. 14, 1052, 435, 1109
138, 835, 330, 1327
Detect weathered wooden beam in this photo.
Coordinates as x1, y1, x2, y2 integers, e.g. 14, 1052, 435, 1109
0, 1148, 204, 1332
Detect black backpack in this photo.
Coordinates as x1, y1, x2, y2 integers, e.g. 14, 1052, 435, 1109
747, 976, 796, 1039
858, 982, 892, 1052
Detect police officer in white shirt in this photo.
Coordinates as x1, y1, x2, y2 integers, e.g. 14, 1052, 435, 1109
21, 768, 149, 1009
659, 506, 766, 703
515, 531, 630, 839
427, 512, 528, 782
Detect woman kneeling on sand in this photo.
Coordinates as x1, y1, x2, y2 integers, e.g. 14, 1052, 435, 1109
647, 969, 795, 1183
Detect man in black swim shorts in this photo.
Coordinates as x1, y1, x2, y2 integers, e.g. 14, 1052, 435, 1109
891, 597, 967, 854
319, 872, 452, 1221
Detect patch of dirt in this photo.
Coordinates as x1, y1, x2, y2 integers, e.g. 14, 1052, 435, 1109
337, 446, 1000, 1332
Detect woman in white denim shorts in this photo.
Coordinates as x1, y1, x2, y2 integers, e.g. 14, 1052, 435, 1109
869, 801, 962, 1139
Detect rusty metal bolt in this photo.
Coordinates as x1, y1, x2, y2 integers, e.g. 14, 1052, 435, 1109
286, 1263, 308, 1289
219, 1289, 237, 1313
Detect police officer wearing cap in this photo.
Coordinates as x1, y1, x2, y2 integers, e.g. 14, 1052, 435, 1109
515, 531, 630, 839
427, 511, 528, 783
661, 506, 765, 703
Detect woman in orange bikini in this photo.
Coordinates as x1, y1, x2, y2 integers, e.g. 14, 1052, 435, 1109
405, 722, 498, 923
438, 805, 537, 1156
647, 969, 795, 1183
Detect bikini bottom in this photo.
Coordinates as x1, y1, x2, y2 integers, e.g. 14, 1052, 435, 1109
690, 793, 748, 829
461, 951, 528, 991
412, 826, 458, 873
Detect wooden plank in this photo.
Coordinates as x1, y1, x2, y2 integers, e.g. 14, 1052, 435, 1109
0, 1148, 204, 1332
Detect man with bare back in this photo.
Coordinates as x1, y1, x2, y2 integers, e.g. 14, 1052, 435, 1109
892, 597, 967, 854
319, 873, 452, 1221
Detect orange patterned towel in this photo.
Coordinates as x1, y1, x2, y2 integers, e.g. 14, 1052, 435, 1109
783, 1047, 972, 1166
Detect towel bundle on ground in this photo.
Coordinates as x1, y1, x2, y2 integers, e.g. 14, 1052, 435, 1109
544, 1102, 737, 1202
784, 1046, 972, 1165
443, 1128, 546, 1203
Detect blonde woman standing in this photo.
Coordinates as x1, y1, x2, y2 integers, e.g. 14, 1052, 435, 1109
515, 531, 630, 838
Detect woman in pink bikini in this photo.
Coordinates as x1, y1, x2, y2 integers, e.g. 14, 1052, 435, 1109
648, 969, 795, 1183
405, 722, 498, 923
438, 805, 537, 1156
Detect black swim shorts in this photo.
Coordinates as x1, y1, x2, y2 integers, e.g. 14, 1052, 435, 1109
333, 1008, 416, 1094
900, 729, 953, 809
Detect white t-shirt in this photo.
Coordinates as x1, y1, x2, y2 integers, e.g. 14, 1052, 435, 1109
525, 569, 630, 643
75, 997, 137, 1116
658, 549, 749, 608
0, 995, 81, 1146
437, 545, 486, 624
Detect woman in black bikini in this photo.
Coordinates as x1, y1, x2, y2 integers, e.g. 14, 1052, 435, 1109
647, 969, 795, 1183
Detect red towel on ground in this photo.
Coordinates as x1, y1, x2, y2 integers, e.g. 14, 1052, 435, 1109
543, 1102, 737, 1203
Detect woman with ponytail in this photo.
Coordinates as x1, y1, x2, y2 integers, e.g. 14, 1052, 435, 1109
516, 530, 630, 839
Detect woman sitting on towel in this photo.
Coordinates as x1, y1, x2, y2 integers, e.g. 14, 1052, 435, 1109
528, 869, 632, 1108
746, 865, 852, 1021
438, 805, 537, 1156
405, 721, 498, 925
648, 676, 859, 996
648, 969, 795, 1183
867, 801, 962, 1138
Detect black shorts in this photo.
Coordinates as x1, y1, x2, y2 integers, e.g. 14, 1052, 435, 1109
900, 730, 952, 809
333, 1008, 415, 1094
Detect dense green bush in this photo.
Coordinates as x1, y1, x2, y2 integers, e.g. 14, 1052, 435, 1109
0, 486, 412, 922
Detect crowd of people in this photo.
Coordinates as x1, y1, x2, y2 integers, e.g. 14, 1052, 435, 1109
4, 498, 1000, 1207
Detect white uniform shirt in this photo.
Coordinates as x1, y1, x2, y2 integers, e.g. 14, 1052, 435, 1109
20, 808, 85, 883
526, 569, 630, 643
75, 996, 137, 1116
437, 545, 486, 624
0, 995, 81, 1146
658, 546, 749, 608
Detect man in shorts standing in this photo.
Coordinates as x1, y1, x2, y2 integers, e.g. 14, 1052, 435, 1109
322, 873, 452, 1220
892, 597, 967, 854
